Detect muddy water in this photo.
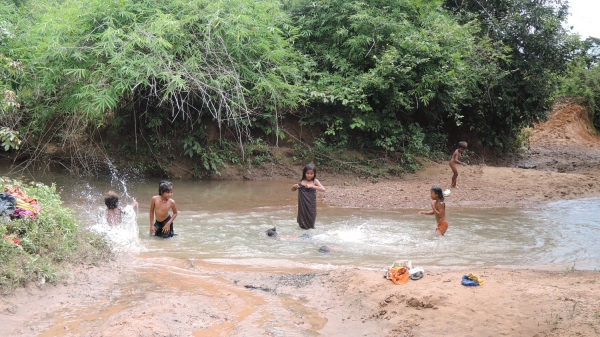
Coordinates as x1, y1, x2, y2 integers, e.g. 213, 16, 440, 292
20, 171, 600, 270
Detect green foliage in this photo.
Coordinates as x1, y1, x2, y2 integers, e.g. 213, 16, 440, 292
3, 0, 303, 169
557, 58, 600, 129
0, 126, 20, 150
0, 0, 585, 175
444, 0, 578, 151
0, 177, 110, 293
0, 53, 23, 130
290, 0, 481, 154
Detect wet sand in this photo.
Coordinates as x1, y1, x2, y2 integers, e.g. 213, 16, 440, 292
2, 255, 600, 337
2, 102, 600, 336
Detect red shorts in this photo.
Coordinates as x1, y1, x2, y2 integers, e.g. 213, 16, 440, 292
436, 221, 449, 236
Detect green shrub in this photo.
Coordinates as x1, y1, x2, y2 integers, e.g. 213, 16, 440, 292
0, 177, 110, 293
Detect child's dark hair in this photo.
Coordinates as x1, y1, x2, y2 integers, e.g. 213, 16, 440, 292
431, 185, 444, 202
159, 180, 173, 195
302, 163, 317, 181
458, 141, 468, 149
104, 190, 119, 209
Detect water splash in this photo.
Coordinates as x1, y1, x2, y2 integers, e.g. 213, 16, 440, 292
89, 204, 141, 252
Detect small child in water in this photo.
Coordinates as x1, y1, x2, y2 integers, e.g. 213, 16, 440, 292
291, 164, 325, 229
419, 185, 448, 236
104, 190, 138, 226
449, 141, 468, 188
149, 180, 178, 238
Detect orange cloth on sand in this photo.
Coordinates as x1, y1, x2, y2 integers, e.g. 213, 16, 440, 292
437, 221, 449, 236
387, 267, 409, 285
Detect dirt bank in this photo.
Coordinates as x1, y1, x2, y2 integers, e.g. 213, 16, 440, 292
2, 256, 599, 337
323, 100, 600, 209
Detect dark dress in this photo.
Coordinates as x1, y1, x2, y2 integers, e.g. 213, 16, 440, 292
297, 185, 317, 229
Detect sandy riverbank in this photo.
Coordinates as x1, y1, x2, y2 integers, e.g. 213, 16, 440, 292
1, 255, 599, 337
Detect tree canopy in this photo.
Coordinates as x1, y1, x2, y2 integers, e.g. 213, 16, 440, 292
0, 0, 584, 174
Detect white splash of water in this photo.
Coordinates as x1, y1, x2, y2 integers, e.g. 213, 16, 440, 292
89, 205, 141, 252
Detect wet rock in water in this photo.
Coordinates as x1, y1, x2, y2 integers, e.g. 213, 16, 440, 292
300, 234, 311, 240
266, 227, 277, 237
318, 246, 331, 253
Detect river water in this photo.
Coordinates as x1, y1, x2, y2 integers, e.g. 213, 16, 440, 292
9, 169, 600, 271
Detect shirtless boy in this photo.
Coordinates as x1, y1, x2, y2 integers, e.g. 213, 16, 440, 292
450, 141, 468, 188
149, 180, 178, 238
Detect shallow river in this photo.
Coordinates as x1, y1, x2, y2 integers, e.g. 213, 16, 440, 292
11, 170, 600, 270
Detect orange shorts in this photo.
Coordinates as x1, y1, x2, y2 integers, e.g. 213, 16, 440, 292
436, 221, 449, 236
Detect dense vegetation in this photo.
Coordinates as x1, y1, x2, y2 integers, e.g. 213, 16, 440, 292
0, 0, 595, 176
556, 37, 600, 129
0, 177, 110, 293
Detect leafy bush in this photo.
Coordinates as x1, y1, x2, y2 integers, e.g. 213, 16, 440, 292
0, 177, 110, 293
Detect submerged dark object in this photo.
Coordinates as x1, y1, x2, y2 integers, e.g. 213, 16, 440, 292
318, 246, 331, 253
266, 227, 278, 237
300, 234, 311, 240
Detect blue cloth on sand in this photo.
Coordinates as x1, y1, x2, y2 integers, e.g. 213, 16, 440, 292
461, 275, 480, 286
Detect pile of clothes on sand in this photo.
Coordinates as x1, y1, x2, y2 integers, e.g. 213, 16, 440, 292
0, 186, 41, 219
1, 186, 41, 247
385, 260, 485, 287
386, 260, 424, 284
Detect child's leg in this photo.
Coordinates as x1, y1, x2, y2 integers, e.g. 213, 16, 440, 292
450, 162, 458, 187
434, 229, 442, 237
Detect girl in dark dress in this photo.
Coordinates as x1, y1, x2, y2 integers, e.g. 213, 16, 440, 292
291, 164, 326, 229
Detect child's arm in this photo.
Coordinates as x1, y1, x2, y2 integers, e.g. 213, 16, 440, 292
453, 151, 467, 166
162, 200, 178, 233
149, 198, 156, 234
431, 201, 443, 215
419, 201, 439, 215
313, 179, 326, 192
292, 183, 300, 191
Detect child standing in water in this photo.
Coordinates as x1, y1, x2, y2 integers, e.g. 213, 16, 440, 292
149, 180, 178, 238
419, 185, 449, 236
104, 190, 138, 226
450, 141, 468, 188
291, 164, 325, 229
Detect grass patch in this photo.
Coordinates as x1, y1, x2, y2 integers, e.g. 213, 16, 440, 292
0, 177, 111, 294
561, 261, 576, 276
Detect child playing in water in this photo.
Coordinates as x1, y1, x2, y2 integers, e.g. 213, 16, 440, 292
450, 141, 468, 188
104, 190, 138, 226
291, 163, 325, 229
149, 180, 178, 238
418, 185, 449, 236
